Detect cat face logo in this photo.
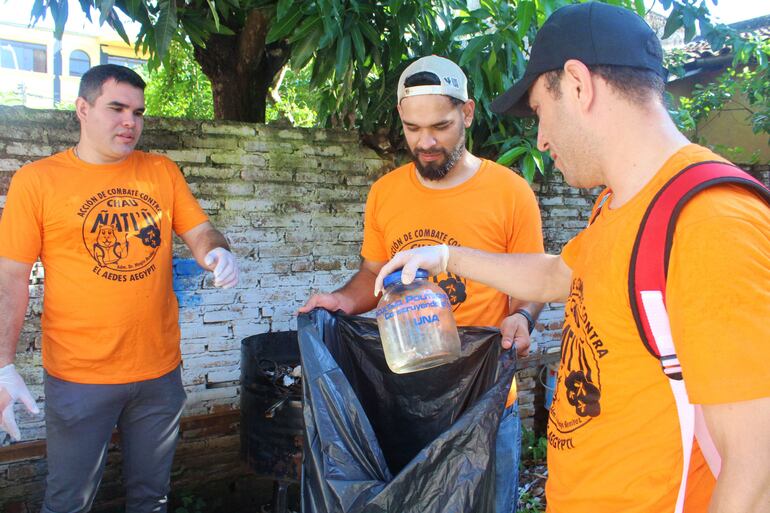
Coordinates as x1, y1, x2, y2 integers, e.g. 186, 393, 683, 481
81, 194, 162, 273
93, 224, 128, 267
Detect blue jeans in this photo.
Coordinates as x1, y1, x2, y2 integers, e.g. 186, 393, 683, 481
495, 401, 521, 513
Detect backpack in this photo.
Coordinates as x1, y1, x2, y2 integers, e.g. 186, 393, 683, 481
593, 161, 770, 513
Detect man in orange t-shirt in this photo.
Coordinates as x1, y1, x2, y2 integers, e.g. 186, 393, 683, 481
374, 4, 770, 513
0, 65, 239, 513
300, 56, 545, 513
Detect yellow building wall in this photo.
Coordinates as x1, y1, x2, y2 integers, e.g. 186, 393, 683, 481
668, 70, 770, 165
0, 21, 146, 109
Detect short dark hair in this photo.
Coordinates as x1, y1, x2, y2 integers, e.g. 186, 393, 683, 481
78, 64, 146, 104
543, 65, 664, 106
403, 71, 465, 107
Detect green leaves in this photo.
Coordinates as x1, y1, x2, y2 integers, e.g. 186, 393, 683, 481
30, 0, 70, 40
98, 0, 116, 25
335, 35, 352, 78
496, 146, 528, 167
663, 2, 770, 152
153, 0, 178, 62
29, 0, 764, 172
266, 6, 304, 44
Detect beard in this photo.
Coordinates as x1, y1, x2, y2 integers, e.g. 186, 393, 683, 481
410, 130, 466, 181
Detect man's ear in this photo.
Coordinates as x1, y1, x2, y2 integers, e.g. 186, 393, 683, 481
461, 99, 475, 128
562, 59, 595, 114
75, 97, 89, 123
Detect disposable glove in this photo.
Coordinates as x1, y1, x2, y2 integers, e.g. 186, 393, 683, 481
0, 364, 40, 441
204, 247, 239, 289
374, 244, 449, 296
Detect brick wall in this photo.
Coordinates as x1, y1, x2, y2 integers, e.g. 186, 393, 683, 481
0, 106, 766, 511
0, 107, 390, 511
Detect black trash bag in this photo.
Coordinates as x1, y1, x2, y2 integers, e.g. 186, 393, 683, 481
298, 309, 515, 513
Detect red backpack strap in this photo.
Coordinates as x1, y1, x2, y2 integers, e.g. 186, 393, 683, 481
629, 161, 770, 375
628, 161, 770, 509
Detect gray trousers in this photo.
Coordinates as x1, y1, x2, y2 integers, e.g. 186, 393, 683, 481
41, 366, 186, 513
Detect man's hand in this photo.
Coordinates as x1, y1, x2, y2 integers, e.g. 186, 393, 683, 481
297, 292, 349, 315
204, 248, 239, 289
374, 245, 449, 296
500, 313, 532, 357
0, 364, 39, 441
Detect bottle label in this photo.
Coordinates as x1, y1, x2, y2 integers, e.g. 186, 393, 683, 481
375, 292, 451, 321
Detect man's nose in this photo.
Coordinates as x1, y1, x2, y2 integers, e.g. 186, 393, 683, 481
122, 113, 137, 127
536, 125, 548, 152
417, 132, 437, 149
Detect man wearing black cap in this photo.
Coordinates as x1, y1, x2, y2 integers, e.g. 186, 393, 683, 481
373, 3, 770, 512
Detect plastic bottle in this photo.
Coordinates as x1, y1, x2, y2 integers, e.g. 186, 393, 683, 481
375, 268, 461, 374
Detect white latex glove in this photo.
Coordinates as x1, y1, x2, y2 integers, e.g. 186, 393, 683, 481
374, 244, 449, 296
0, 364, 40, 441
204, 247, 239, 289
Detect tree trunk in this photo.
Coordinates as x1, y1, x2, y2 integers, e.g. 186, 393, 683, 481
192, 8, 289, 123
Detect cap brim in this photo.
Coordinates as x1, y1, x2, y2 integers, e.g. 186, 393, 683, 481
490, 73, 539, 117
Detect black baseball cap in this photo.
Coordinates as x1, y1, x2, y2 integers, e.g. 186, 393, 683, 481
490, 2, 667, 117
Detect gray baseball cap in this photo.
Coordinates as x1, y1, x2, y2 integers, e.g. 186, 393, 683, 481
397, 55, 469, 104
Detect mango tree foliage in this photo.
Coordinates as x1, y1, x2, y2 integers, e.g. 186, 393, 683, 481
144, 40, 214, 120
32, 0, 287, 122
29, 0, 751, 179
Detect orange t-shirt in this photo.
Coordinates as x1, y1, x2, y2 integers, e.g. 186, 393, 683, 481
362, 159, 544, 328
0, 149, 209, 384
548, 145, 770, 512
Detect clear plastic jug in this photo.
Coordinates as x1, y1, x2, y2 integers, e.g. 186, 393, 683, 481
375, 268, 461, 374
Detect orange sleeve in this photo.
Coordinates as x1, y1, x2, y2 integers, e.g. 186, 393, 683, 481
560, 189, 609, 269
0, 167, 43, 264
559, 232, 583, 270
508, 179, 544, 253
166, 159, 209, 235
667, 189, 770, 404
360, 183, 388, 262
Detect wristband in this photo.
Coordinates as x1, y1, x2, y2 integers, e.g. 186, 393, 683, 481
514, 309, 535, 334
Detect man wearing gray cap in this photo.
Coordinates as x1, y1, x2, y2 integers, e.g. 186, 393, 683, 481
300, 55, 545, 512
373, 3, 770, 512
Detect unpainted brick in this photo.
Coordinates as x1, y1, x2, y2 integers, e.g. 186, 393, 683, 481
201, 122, 256, 136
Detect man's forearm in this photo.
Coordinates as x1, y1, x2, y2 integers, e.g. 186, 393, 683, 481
705, 398, 770, 513
180, 222, 230, 268
448, 248, 571, 303
334, 267, 381, 315
0, 266, 31, 367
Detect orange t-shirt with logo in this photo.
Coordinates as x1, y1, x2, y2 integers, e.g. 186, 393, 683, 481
362, 159, 544, 328
0, 149, 209, 384
548, 144, 770, 512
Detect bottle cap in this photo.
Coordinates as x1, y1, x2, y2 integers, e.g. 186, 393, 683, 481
382, 268, 429, 290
